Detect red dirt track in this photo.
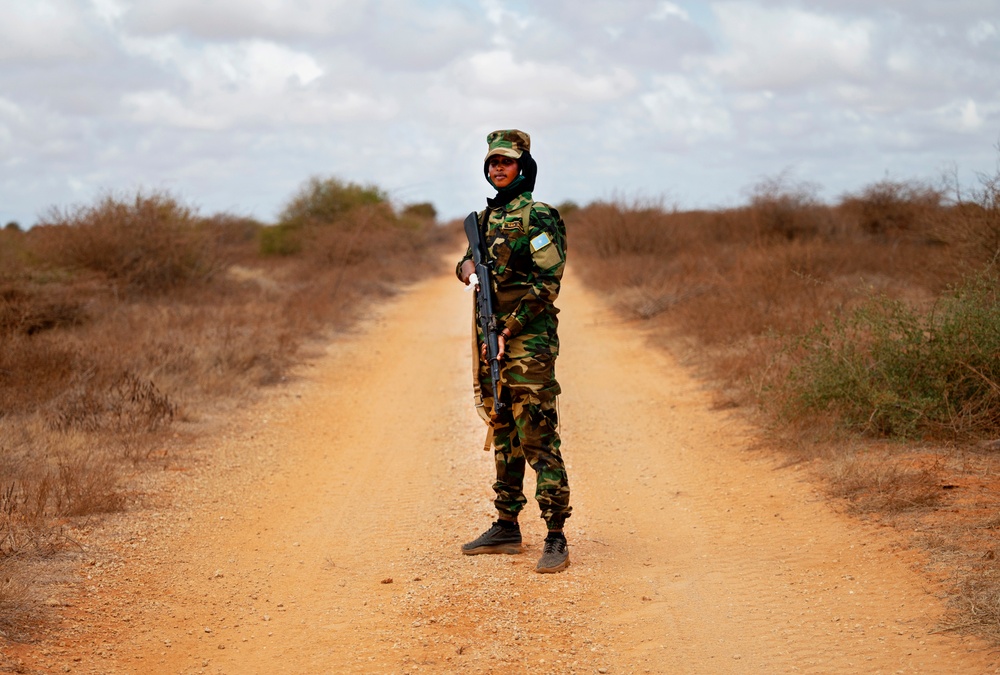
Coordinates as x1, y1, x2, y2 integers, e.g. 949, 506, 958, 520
8, 264, 999, 674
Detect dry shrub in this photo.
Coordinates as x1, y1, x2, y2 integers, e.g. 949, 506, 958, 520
200, 213, 263, 252
0, 228, 28, 283
1, 178, 451, 641
301, 203, 401, 268
52, 371, 175, 437
945, 155, 1000, 266
32, 191, 222, 296
743, 171, 833, 242
1, 424, 126, 525
569, 155, 1000, 645
0, 283, 87, 336
50, 452, 126, 516
570, 202, 712, 321
840, 178, 944, 238
0, 559, 36, 642
955, 572, 1000, 635
822, 451, 942, 513
568, 176, 965, 413
572, 198, 681, 259
0, 335, 80, 417
289, 201, 450, 299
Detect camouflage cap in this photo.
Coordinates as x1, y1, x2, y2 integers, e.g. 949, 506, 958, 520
485, 129, 531, 162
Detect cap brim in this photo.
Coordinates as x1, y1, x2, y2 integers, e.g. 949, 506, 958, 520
485, 147, 522, 162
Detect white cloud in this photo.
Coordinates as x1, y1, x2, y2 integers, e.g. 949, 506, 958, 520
968, 20, 997, 46
0, 0, 104, 62
0, 0, 998, 228
640, 75, 732, 142
122, 36, 322, 92
90, 0, 125, 24
122, 90, 225, 130
119, 0, 366, 40
338, 1, 487, 72
960, 100, 984, 130
0, 102, 19, 154
705, 3, 874, 90
650, 2, 689, 21
211, 41, 323, 90
933, 98, 986, 133
459, 50, 637, 103
114, 35, 371, 129
482, 0, 532, 33
0, 97, 28, 125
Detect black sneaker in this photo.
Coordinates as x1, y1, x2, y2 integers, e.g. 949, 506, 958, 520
461, 521, 522, 555
535, 533, 570, 573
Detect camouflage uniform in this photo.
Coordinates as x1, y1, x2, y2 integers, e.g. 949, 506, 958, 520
457, 129, 572, 531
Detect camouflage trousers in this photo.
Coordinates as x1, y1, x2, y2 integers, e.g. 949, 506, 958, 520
480, 355, 572, 530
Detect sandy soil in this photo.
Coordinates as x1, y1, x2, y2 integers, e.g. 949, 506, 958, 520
6, 264, 1000, 674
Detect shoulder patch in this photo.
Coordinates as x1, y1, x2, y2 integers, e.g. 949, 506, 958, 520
530, 232, 552, 252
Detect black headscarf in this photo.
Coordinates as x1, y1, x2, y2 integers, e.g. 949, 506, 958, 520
485, 150, 537, 209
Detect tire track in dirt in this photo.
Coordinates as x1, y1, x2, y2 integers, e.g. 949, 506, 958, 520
15, 262, 1000, 674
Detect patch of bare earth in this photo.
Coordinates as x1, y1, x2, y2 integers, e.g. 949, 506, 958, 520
3, 265, 999, 674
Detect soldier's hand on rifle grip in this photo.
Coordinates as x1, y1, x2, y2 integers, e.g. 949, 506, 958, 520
479, 331, 508, 362
459, 259, 476, 286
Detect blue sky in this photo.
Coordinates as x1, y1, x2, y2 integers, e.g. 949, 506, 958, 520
1, 0, 998, 226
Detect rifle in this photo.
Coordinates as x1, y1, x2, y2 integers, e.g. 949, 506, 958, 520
463, 211, 505, 414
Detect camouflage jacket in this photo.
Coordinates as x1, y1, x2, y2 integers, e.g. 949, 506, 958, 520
457, 191, 566, 359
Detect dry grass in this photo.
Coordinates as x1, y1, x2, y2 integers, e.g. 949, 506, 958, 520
0, 560, 36, 642
820, 448, 943, 513
569, 161, 1000, 641
0, 186, 453, 641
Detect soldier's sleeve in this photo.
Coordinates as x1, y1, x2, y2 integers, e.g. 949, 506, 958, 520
503, 203, 566, 337
455, 245, 472, 280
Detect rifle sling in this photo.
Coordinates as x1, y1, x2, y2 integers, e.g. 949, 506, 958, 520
471, 295, 494, 451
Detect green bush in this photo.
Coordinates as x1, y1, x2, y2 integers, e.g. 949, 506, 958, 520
556, 200, 580, 217
785, 270, 1000, 439
259, 224, 302, 256
401, 202, 437, 221
278, 176, 387, 229
264, 176, 392, 256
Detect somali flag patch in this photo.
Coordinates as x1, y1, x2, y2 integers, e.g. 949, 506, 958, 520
530, 232, 552, 252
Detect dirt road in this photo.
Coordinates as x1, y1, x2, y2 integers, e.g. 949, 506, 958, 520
16, 263, 1000, 674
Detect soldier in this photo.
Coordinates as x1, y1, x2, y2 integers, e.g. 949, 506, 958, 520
456, 129, 572, 573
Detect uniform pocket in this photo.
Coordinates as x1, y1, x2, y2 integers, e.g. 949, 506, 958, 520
489, 236, 513, 275
533, 243, 561, 270
502, 355, 560, 404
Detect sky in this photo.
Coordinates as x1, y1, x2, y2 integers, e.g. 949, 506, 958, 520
1, 0, 998, 227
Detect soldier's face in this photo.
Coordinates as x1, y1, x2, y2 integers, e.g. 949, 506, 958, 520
488, 156, 520, 188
